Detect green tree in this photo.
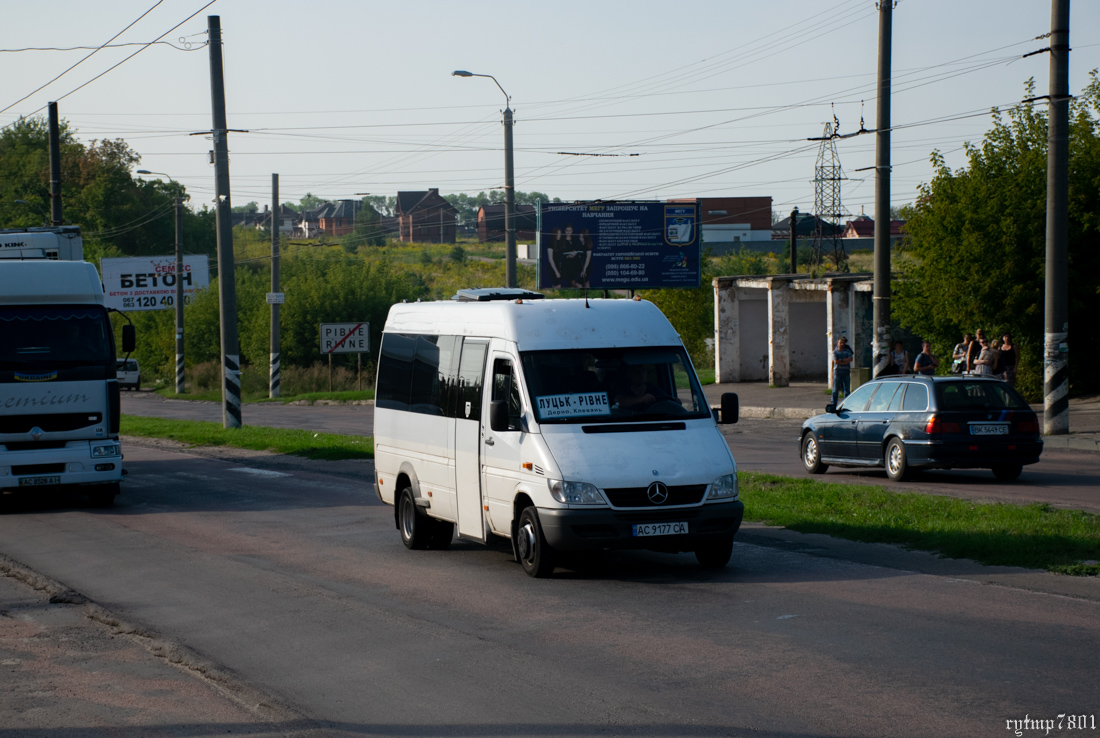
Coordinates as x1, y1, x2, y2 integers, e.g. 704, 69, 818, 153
894, 74, 1100, 398
298, 193, 325, 212
231, 201, 259, 213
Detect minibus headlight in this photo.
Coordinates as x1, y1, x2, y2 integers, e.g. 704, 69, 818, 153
707, 473, 738, 501
548, 479, 605, 505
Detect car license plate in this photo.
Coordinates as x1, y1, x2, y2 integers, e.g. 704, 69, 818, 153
19, 476, 60, 487
632, 521, 688, 537
970, 424, 1009, 436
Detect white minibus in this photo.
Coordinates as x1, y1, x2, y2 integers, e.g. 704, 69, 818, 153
373, 289, 742, 577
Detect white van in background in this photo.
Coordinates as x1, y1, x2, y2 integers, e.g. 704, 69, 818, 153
373, 289, 742, 578
116, 358, 140, 390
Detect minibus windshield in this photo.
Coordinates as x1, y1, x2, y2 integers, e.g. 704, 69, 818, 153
521, 347, 710, 424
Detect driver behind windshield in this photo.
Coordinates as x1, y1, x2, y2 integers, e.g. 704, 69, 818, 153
614, 364, 670, 410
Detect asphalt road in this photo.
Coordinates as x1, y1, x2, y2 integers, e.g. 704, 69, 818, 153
2, 440, 1098, 737
122, 391, 1100, 513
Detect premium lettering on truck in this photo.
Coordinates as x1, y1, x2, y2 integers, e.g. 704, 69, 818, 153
373, 288, 743, 577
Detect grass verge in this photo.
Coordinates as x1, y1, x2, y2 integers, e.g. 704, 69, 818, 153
740, 472, 1100, 575
121, 416, 373, 461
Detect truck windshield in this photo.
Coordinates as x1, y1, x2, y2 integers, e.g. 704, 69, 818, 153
0, 306, 113, 367
520, 347, 710, 424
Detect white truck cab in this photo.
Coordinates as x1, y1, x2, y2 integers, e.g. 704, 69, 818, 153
373, 289, 742, 577
0, 256, 132, 507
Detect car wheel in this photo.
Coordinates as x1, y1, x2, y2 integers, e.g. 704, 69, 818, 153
991, 464, 1023, 481
801, 433, 829, 474
429, 520, 455, 550
398, 487, 430, 550
885, 438, 909, 481
694, 537, 734, 569
88, 482, 119, 508
516, 506, 555, 578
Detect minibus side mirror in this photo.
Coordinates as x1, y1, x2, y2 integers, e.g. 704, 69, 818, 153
719, 392, 739, 425
489, 400, 509, 432
122, 324, 136, 354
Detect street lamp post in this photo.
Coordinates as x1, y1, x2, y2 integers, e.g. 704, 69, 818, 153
452, 70, 516, 288
136, 170, 185, 393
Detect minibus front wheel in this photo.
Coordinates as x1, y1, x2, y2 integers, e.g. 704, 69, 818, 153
517, 507, 556, 578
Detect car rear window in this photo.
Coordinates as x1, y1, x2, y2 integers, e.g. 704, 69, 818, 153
936, 381, 1029, 410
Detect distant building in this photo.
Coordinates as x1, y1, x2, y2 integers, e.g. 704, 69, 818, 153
257, 204, 297, 235
477, 204, 536, 242
667, 196, 773, 245
395, 189, 458, 243
317, 199, 364, 237
842, 216, 906, 239
771, 212, 841, 240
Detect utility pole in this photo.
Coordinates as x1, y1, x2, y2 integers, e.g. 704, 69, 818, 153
872, 1, 893, 378
270, 173, 281, 399
48, 102, 62, 226
504, 105, 517, 288
175, 194, 184, 393
789, 207, 799, 274
1044, 0, 1070, 434
208, 15, 241, 428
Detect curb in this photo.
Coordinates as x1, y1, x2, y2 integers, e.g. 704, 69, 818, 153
738, 405, 820, 420
1042, 435, 1100, 453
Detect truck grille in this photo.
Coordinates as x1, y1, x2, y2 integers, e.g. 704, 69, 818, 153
0, 413, 102, 434
13, 463, 66, 476
603, 484, 708, 507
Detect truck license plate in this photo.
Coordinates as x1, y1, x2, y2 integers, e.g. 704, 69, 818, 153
970, 424, 1009, 436
19, 476, 60, 487
632, 521, 688, 537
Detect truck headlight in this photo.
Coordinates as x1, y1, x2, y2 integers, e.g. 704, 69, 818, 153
548, 479, 605, 505
707, 473, 738, 501
91, 443, 121, 459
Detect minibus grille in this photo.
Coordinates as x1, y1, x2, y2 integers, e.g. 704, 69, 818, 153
603, 484, 707, 507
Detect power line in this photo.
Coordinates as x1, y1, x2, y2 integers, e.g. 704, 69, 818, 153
0, 1, 166, 115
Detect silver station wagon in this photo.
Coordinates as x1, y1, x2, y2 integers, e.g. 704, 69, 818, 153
799, 375, 1043, 481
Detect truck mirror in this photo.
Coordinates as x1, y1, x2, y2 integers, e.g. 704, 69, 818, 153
489, 400, 508, 432
719, 392, 739, 425
122, 324, 136, 354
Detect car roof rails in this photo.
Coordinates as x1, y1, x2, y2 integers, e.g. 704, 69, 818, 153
451, 288, 545, 302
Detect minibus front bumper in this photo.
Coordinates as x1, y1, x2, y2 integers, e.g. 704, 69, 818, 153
537, 500, 744, 553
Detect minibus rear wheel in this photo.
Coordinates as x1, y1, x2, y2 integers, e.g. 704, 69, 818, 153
398, 488, 431, 550
517, 506, 556, 578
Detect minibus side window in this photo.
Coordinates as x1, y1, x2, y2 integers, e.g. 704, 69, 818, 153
492, 358, 522, 430
376, 333, 415, 410
456, 340, 487, 421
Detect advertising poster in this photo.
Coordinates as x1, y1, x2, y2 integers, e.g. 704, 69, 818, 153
100, 255, 210, 311
537, 202, 699, 291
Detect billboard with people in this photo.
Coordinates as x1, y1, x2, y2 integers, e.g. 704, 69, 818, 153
537, 202, 699, 290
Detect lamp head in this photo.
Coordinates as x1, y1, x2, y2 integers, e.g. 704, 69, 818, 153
137, 170, 152, 174
452, 70, 473, 77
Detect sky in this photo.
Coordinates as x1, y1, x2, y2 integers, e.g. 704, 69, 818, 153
3, 0, 1098, 221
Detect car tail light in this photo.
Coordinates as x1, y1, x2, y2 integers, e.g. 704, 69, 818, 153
926, 416, 961, 435
1018, 418, 1039, 433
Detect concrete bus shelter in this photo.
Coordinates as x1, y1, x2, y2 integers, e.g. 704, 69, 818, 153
713, 274, 874, 387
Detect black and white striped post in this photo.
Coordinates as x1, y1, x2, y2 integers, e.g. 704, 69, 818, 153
208, 15, 241, 428
270, 173, 281, 399
1044, 0, 1070, 435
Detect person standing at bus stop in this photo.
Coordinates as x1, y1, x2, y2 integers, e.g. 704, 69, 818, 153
831, 336, 854, 407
